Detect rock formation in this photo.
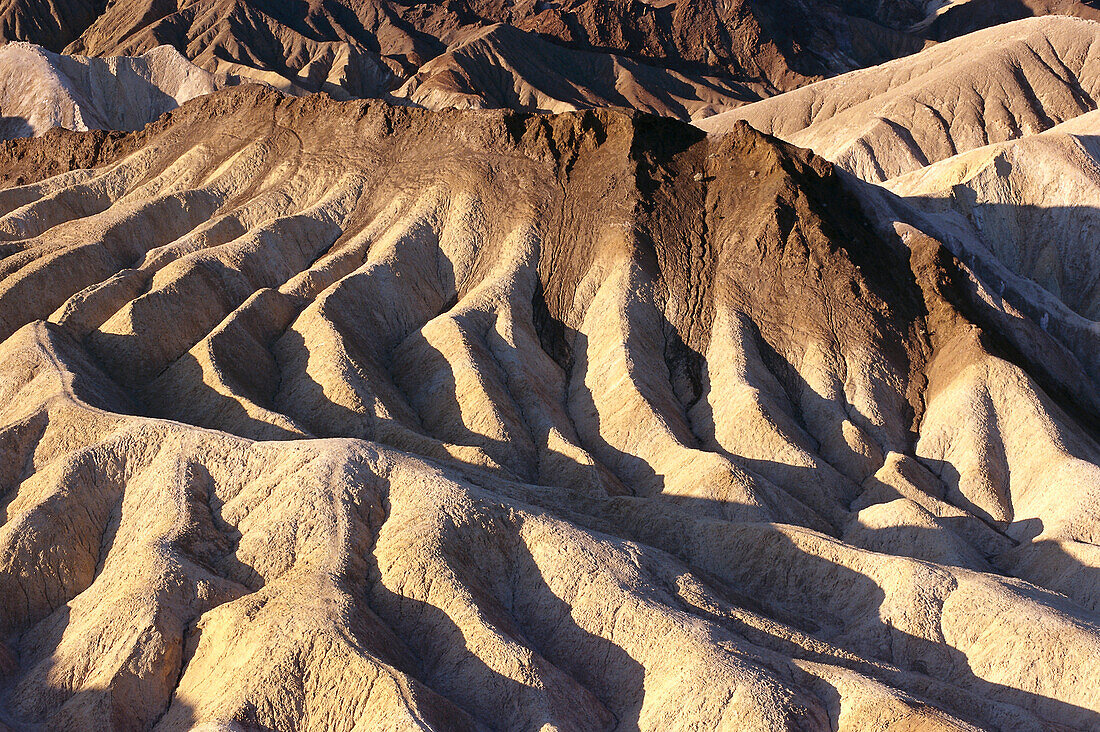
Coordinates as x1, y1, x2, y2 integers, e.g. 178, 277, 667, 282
1, 0, 1098, 109
390, 23, 757, 119
882, 110, 1100, 321
0, 42, 231, 139
0, 0, 105, 52
697, 17, 1100, 181
0, 85, 1097, 730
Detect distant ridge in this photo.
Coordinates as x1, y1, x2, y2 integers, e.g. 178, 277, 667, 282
2, 0, 1099, 109
0, 42, 230, 138
698, 17, 1100, 181
392, 23, 757, 119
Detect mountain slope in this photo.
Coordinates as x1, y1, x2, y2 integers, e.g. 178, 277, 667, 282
1, 0, 1099, 120
0, 0, 1095, 107
0, 86, 1097, 730
64, 0, 403, 97
392, 23, 756, 118
915, 0, 1100, 40
57, 0, 808, 96
882, 109, 1100, 321
697, 17, 1100, 182
0, 0, 105, 51
0, 41, 230, 138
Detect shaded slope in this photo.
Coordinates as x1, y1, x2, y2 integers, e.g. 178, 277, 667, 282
41, 0, 1100, 99
0, 86, 1097, 729
915, 0, 1100, 40
0, 0, 105, 51
392, 23, 757, 119
4, 0, 1100, 112
65, 0, 406, 97
59, 0, 805, 97
883, 109, 1100, 321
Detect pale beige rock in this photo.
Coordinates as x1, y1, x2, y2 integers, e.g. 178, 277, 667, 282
0, 42, 230, 139
883, 111, 1100, 319
697, 17, 1100, 182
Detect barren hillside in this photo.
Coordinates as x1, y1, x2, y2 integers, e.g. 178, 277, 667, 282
391, 23, 757, 119
1, 0, 1099, 113
0, 0, 104, 52
0, 42, 230, 139
0, 85, 1097, 730
880, 110, 1100, 321
698, 17, 1100, 181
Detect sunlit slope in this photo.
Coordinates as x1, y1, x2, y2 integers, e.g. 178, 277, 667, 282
698, 17, 1100, 182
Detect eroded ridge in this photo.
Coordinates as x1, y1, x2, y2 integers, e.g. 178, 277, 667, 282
0, 86, 1098, 731
699, 17, 1100, 182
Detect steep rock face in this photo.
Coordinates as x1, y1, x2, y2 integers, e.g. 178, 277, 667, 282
0, 42, 231, 139
697, 17, 1100, 182
0, 127, 144, 188
915, 0, 1100, 41
0, 86, 1097, 730
46, 0, 1100, 95
839, 110, 1100, 411
0, 0, 1093, 108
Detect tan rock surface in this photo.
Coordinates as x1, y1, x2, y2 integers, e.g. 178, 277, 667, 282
697, 17, 1100, 182
882, 110, 1100, 319
0, 86, 1096, 730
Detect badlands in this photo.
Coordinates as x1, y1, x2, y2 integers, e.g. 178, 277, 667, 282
0, 2, 1097, 731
